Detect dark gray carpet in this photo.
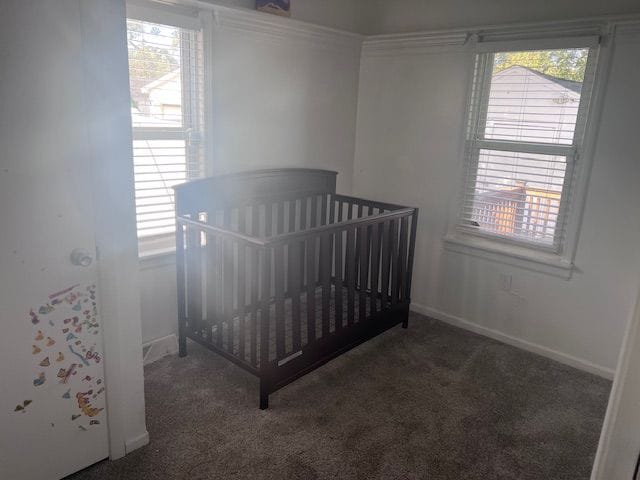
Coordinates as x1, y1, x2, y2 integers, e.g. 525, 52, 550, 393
69, 313, 610, 480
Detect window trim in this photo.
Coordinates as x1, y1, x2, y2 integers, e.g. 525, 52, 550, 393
445, 29, 613, 277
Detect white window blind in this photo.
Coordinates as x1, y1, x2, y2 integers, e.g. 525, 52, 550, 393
460, 45, 598, 250
127, 16, 205, 253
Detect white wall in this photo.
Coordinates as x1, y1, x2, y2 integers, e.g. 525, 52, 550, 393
352, 26, 640, 374
139, 7, 362, 344
357, 0, 640, 34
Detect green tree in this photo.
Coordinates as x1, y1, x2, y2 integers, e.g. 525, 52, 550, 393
127, 20, 180, 108
493, 49, 588, 82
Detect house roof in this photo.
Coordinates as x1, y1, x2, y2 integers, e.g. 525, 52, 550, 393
496, 65, 582, 94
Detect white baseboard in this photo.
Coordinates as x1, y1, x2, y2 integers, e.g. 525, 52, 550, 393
410, 303, 615, 380
125, 431, 149, 454
142, 334, 178, 366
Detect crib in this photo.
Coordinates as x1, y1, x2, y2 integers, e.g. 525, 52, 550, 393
174, 169, 418, 409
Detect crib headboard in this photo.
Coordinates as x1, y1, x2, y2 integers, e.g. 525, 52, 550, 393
174, 168, 338, 215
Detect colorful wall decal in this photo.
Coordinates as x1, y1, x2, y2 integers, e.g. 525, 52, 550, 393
13, 284, 106, 430
256, 0, 291, 17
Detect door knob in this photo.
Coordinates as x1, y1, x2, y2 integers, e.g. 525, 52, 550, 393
70, 248, 93, 267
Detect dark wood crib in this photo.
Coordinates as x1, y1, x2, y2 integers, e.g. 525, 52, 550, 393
174, 168, 418, 409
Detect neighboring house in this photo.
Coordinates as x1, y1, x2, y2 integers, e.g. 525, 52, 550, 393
136, 68, 182, 122
472, 66, 581, 241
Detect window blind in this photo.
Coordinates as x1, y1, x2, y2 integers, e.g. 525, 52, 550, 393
460, 46, 598, 250
127, 17, 205, 251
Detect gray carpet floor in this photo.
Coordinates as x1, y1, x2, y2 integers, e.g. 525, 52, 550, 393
69, 313, 611, 480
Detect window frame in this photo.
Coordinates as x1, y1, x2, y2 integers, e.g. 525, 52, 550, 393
126, 1, 212, 257
445, 33, 609, 277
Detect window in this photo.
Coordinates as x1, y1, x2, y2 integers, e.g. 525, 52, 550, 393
127, 15, 205, 254
459, 44, 599, 252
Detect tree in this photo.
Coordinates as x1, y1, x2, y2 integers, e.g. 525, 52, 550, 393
493, 49, 588, 82
126, 20, 180, 108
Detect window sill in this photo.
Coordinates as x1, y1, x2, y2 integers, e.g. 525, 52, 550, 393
443, 233, 574, 279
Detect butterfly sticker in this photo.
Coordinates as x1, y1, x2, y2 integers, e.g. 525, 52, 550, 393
35, 330, 44, 341
62, 389, 71, 400
39, 357, 50, 367
32, 345, 41, 355
33, 372, 46, 387
45, 337, 55, 347
56, 352, 65, 362
29, 310, 39, 325
71, 414, 81, 420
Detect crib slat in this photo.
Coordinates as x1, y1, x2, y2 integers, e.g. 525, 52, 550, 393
320, 231, 331, 337
329, 194, 336, 225
337, 200, 344, 223
274, 244, 285, 359
238, 242, 246, 360
334, 229, 343, 330
290, 240, 302, 351
224, 237, 234, 353
186, 221, 202, 337
370, 222, 381, 316
358, 224, 368, 322
205, 232, 218, 343
320, 193, 328, 226
277, 200, 285, 235
390, 219, 399, 306
310, 195, 318, 228
250, 245, 259, 366
380, 220, 391, 309
300, 197, 307, 231
398, 216, 409, 303
265, 202, 273, 237
306, 236, 317, 342
260, 247, 271, 368
288, 199, 296, 233
345, 227, 356, 325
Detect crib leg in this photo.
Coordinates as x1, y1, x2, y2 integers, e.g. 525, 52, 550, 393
402, 313, 409, 329
259, 378, 269, 410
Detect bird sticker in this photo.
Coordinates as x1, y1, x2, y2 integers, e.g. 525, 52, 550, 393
14, 400, 32, 413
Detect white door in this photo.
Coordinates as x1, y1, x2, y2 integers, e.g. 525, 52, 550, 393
0, 1, 110, 478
